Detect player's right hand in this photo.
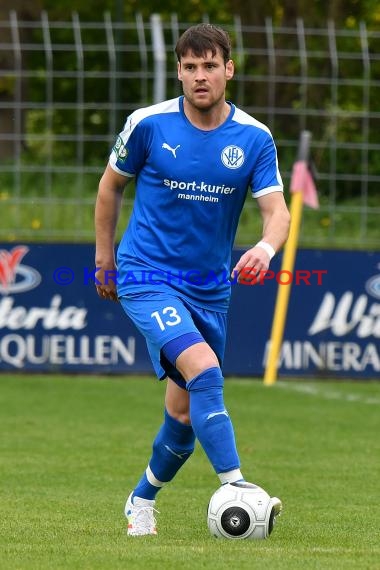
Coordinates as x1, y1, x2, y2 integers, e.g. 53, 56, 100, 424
94, 263, 119, 302
231, 245, 271, 285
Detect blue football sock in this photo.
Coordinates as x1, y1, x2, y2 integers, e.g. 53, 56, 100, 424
133, 409, 195, 500
186, 366, 240, 475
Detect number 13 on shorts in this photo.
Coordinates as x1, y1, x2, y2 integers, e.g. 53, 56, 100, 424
151, 306, 182, 331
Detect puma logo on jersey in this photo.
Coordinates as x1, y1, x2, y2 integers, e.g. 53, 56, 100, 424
162, 142, 180, 158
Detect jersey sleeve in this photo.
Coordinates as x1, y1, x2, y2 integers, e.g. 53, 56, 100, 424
109, 112, 148, 177
251, 133, 283, 198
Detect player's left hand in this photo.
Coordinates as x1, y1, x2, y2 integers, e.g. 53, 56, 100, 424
231, 246, 271, 285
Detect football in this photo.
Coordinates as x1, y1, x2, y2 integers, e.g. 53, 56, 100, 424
207, 481, 282, 540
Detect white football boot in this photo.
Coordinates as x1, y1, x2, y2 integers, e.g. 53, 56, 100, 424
125, 493, 158, 536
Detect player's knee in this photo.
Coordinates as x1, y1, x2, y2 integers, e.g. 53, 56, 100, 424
167, 408, 191, 425
165, 391, 190, 423
195, 355, 220, 376
165, 385, 191, 424
177, 344, 220, 380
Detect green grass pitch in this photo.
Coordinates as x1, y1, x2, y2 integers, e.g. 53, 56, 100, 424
1, 374, 379, 570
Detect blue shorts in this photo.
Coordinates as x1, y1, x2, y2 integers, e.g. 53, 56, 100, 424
120, 292, 227, 388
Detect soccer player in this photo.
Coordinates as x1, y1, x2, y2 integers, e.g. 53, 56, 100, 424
95, 23, 290, 536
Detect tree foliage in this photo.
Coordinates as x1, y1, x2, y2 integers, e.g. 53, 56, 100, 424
1, 0, 379, 202
14, 0, 378, 27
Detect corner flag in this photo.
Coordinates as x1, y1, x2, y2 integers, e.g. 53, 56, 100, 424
264, 131, 318, 385
290, 159, 318, 209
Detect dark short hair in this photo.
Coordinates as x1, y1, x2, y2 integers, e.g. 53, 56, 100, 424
175, 24, 232, 64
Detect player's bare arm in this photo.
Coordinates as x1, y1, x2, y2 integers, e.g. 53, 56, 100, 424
232, 192, 290, 284
95, 164, 129, 301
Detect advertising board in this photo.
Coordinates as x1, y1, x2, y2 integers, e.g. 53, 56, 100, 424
0, 244, 378, 378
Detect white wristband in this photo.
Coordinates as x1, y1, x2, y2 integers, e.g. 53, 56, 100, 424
255, 240, 276, 260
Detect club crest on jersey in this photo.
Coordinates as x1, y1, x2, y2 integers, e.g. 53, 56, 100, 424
113, 136, 128, 162
221, 145, 245, 169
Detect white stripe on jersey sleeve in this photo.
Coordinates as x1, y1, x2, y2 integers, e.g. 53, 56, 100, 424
254, 185, 284, 198
231, 107, 272, 133
109, 97, 181, 175
110, 163, 135, 177
121, 97, 180, 141
232, 107, 284, 196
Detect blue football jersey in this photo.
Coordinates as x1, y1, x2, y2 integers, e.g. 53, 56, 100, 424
109, 96, 283, 310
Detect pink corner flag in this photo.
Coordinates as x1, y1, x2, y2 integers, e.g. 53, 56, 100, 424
290, 160, 319, 209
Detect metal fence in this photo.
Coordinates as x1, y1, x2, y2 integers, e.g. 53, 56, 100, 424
0, 12, 379, 247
